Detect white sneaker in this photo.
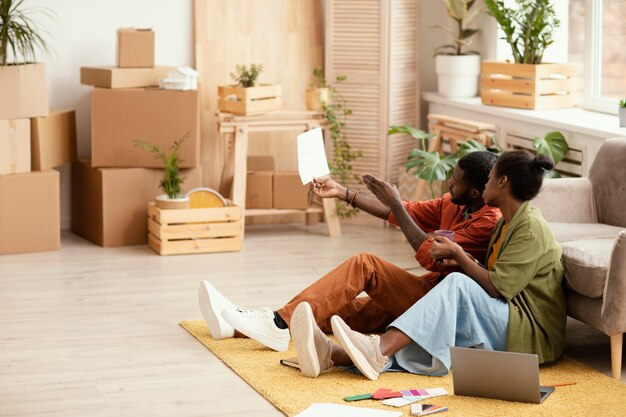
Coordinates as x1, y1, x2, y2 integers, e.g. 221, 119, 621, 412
198, 281, 236, 339
290, 302, 333, 378
222, 307, 290, 352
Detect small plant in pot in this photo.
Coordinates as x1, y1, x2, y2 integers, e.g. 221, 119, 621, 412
218, 63, 282, 115
0, 0, 52, 119
433, 0, 482, 98
305, 67, 331, 111
134, 135, 190, 210
619, 99, 626, 128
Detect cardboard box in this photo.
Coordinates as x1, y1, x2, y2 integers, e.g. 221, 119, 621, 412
30, 110, 77, 170
0, 63, 48, 119
117, 28, 155, 68
0, 119, 31, 176
246, 156, 274, 209
273, 172, 310, 210
80, 66, 175, 88
91, 88, 200, 168
71, 160, 202, 247
0, 170, 60, 254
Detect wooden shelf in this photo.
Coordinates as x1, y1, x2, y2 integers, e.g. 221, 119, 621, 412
245, 207, 323, 217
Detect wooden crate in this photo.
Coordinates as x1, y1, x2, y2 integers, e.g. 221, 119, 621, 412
217, 84, 282, 115
147, 202, 242, 256
481, 62, 576, 110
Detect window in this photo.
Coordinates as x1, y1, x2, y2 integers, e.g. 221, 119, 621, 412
570, 0, 626, 114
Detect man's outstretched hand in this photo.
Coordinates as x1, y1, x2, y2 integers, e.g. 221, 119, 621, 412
312, 177, 344, 199
361, 173, 401, 208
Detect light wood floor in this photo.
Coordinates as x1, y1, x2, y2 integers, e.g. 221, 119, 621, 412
1, 223, 623, 416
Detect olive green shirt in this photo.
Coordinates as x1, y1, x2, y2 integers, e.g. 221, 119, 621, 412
487, 201, 566, 364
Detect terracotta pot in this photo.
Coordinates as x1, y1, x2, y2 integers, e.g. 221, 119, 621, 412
305, 87, 330, 111
155, 194, 190, 210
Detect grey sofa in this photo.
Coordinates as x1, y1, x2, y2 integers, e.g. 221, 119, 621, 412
532, 137, 626, 379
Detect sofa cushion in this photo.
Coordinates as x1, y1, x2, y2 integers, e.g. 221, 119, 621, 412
561, 239, 614, 298
549, 223, 624, 243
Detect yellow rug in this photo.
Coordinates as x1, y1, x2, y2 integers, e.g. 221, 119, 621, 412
181, 320, 626, 416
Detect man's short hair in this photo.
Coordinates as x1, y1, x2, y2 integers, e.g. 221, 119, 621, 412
457, 151, 498, 193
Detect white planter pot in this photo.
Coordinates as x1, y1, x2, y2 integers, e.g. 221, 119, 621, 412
435, 55, 481, 98
155, 194, 190, 210
620, 108, 626, 128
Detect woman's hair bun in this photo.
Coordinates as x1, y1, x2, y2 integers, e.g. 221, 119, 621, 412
532, 153, 554, 171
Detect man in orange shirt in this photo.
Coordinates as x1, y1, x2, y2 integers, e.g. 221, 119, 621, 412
200, 151, 501, 353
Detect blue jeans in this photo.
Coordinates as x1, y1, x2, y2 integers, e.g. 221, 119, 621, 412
386, 272, 509, 376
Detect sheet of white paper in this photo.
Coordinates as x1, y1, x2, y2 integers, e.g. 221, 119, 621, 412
294, 403, 402, 417
381, 397, 417, 407
297, 127, 330, 185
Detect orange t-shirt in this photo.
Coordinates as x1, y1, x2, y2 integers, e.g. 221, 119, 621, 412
388, 193, 501, 284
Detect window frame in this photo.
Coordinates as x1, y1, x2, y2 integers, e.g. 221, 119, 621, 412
583, 0, 619, 115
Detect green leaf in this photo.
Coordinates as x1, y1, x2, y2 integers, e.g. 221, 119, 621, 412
455, 139, 488, 157
406, 150, 455, 182
543, 169, 561, 179
387, 125, 434, 141
533, 131, 568, 165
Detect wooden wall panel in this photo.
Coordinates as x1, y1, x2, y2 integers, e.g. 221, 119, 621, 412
194, 0, 323, 193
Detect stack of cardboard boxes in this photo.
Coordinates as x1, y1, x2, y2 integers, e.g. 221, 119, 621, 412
246, 156, 311, 210
73, 28, 202, 247
0, 63, 77, 254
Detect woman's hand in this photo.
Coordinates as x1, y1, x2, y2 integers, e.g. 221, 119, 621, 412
312, 177, 343, 199
361, 173, 402, 208
429, 235, 463, 262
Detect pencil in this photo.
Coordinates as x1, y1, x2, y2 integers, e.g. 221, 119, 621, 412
550, 381, 577, 387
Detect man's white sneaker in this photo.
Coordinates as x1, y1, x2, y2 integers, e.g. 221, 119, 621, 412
198, 281, 236, 339
222, 307, 290, 352
290, 302, 333, 378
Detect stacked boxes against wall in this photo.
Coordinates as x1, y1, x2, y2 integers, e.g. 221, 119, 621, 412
73, 29, 202, 247
0, 63, 76, 254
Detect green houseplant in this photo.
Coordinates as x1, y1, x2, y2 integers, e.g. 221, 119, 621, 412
0, 0, 51, 119
134, 136, 189, 210
388, 125, 569, 198
312, 68, 362, 219
481, 0, 575, 110
483, 0, 559, 65
218, 63, 282, 115
619, 99, 626, 128
305, 67, 330, 111
434, 0, 483, 98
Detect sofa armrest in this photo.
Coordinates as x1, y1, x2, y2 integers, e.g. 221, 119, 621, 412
532, 178, 596, 223
601, 231, 626, 335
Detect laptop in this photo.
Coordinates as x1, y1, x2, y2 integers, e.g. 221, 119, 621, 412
450, 347, 554, 404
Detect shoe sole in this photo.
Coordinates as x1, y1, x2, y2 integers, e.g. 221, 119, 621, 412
199, 281, 232, 339
223, 310, 290, 352
291, 302, 320, 378
331, 316, 379, 381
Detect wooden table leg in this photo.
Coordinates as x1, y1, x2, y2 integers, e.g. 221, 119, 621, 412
322, 195, 341, 237
231, 125, 249, 228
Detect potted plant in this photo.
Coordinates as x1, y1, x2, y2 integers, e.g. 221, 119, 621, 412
217, 63, 282, 115
433, 0, 483, 98
619, 99, 626, 128
305, 67, 330, 111
388, 125, 569, 198
0, 0, 50, 119
134, 136, 190, 210
312, 68, 362, 218
482, 0, 575, 109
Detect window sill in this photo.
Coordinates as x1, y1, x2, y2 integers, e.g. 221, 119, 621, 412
422, 92, 626, 139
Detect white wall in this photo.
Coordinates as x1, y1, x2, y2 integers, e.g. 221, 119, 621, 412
418, 0, 497, 128
26, 0, 193, 228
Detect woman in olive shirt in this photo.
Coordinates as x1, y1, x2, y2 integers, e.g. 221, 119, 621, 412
288, 150, 566, 380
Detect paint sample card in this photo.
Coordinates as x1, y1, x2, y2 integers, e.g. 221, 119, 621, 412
297, 127, 330, 185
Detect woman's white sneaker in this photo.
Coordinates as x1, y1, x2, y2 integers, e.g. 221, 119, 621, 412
198, 281, 236, 339
290, 302, 333, 377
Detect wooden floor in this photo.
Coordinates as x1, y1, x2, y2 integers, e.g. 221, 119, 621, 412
1, 223, 623, 416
